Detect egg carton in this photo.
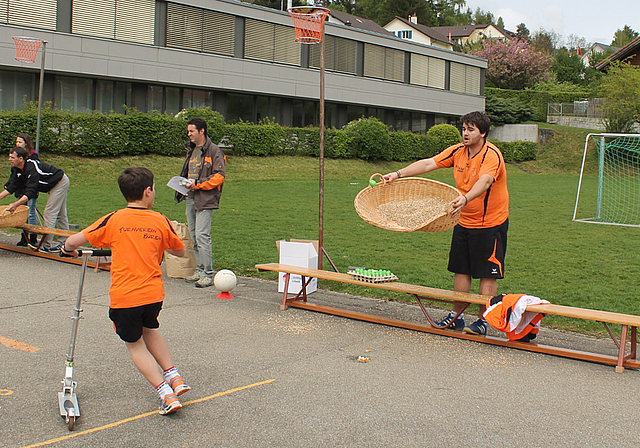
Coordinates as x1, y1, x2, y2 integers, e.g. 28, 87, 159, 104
347, 267, 398, 283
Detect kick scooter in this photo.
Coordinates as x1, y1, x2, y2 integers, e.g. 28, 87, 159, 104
58, 249, 111, 430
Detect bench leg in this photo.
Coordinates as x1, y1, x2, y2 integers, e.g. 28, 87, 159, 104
616, 325, 628, 373
414, 295, 470, 329
280, 274, 312, 311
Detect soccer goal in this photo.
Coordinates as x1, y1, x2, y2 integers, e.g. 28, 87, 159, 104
573, 133, 640, 227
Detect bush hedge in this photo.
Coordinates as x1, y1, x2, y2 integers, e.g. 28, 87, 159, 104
0, 108, 537, 163
486, 87, 590, 122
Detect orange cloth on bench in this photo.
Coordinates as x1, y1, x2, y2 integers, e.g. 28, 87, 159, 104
484, 294, 549, 341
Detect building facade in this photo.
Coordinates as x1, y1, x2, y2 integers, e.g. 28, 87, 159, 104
0, 0, 486, 133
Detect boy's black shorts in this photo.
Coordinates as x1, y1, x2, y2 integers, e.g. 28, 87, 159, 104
109, 302, 163, 343
447, 219, 508, 279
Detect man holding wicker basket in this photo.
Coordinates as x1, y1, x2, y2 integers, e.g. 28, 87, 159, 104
383, 111, 508, 336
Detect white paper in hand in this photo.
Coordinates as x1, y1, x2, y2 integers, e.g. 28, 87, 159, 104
167, 176, 190, 195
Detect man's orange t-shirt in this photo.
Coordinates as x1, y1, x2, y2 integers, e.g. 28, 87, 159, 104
82, 207, 185, 309
432, 141, 509, 229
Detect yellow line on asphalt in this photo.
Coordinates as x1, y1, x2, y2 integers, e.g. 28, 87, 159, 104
20, 379, 276, 448
0, 335, 39, 353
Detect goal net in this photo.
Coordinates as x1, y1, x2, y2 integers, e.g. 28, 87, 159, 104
573, 133, 640, 227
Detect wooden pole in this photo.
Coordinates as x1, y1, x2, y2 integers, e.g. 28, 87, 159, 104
318, 31, 325, 269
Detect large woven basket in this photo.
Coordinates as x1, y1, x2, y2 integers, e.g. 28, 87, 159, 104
354, 174, 461, 232
0, 205, 29, 228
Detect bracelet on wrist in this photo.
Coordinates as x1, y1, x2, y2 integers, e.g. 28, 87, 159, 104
396, 170, 402, 179
463, 195, 468, 205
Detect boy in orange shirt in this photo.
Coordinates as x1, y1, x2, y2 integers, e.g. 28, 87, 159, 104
62, 167, 190, 415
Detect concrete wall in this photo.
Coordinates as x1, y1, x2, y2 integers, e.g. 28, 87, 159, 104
488, 124, 539, 142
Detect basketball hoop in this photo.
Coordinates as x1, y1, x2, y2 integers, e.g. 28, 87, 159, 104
287, 6, 330, 44
12, 37, 45, 63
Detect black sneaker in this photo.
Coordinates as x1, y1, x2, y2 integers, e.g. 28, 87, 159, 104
463, 318, 487, 336
434, 312, 465, 330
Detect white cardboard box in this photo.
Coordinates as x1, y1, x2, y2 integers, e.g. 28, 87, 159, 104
277, 240, 318, 294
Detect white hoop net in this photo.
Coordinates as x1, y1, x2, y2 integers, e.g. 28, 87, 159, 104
12, 37, 45, 63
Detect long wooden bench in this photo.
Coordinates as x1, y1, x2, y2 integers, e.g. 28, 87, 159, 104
0, 224, 109, 271
255, 263, 640, 373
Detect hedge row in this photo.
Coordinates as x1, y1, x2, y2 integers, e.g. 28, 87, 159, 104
0, 107, 537, 163
486, 87, 590, 122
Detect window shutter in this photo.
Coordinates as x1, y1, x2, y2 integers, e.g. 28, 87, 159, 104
166, 2, 202, 51
72, 0, 115, 39
428, 57, 446, 89
334, 36, 356, 74
449, 61, 466, 93
384, 48, 404, 82
9, 0, 56, 30
245, 19, 274, 62
410, 54, 428, 86
363, 43, 385, 79
465, 65, 481, 95
0, 1, 8, 24
202, 9, 235, 56
115, 0, 155, 45
274, 24, 299, 66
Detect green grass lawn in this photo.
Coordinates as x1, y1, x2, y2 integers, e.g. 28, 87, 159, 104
2, 127, 638, 336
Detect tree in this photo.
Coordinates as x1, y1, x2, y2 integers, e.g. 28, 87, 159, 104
471, 7, 494, 25
516, 23, 530, 41
611, 25, 639, 48
553, 48, 589, 86
471, 39, 552, 90
565, 34, 587, 53
531, 28, 562, 56
496, 17, 504, 29
598, 61, 640, 133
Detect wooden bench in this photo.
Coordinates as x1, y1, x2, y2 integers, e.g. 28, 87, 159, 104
0, 224, 109, 271
255, 263, 640, 373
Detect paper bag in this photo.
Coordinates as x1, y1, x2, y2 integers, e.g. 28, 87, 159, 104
164, 221, 197, 278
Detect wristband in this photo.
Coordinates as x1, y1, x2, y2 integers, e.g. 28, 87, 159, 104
396, 170, 402, 179
463, 195, 468, 205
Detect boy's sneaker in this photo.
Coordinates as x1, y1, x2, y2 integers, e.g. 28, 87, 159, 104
185, 272, 202, 283
168, 375, 191, 396
434, 312, 464, 330
463, 318, 488, 336
40, 244, 62, 254
196, 276, 214, 288
158, 393, 182, 415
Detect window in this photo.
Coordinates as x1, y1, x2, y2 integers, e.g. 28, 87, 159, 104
8, 0, 57, 30
147, 85, 164, 113
114, 82, 132, 114
227, 93, 253, 124
309, 35, 357, 74
0, 70, 36, 111
183, 89, 213, 110
165, 87, 180, 116
55, 76, 94, 112
245, 19, 300, 66
363, 44, 404, 82
72, 0, 155, 44
399, 30, 413, 39
96, 80, 114, 114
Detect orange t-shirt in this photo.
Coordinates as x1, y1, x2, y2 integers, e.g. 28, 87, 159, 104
82, 207, 185, 309
433, 141, 509, 228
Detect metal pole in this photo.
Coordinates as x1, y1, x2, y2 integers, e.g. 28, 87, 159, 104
35, 42, 47, 155
318, 32, 325, 270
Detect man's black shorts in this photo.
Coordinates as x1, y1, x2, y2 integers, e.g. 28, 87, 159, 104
447, 219, 508, 279
109, 302, 163, 343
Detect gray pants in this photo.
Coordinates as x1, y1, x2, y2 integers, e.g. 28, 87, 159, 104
185, 197, 213, 277
41, 174, 70, 249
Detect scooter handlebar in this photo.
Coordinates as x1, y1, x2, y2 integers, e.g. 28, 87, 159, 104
60, 249, 112, 258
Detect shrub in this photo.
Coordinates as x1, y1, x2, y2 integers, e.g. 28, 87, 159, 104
489, 139, 538, 162
342, 117, 391, 161
175, 107, 226, 145
427, 124, 461, 149
485, 97, 535, 126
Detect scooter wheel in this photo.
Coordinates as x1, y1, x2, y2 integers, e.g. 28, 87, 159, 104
68, 416, 75, 431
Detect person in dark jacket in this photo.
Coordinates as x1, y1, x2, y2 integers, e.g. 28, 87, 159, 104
0, 146, 70, 252
15, 133, 39, 247
174, 117, 226, 288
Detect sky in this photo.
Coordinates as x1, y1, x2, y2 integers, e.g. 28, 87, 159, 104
464, 0, 640, 46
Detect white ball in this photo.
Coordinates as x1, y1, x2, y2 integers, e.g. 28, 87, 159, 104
214, 269, 237, 292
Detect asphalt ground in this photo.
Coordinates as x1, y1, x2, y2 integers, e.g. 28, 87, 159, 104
0, 230, 639, 448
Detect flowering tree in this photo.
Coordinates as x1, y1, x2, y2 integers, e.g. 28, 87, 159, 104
471, 39, 552, 90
